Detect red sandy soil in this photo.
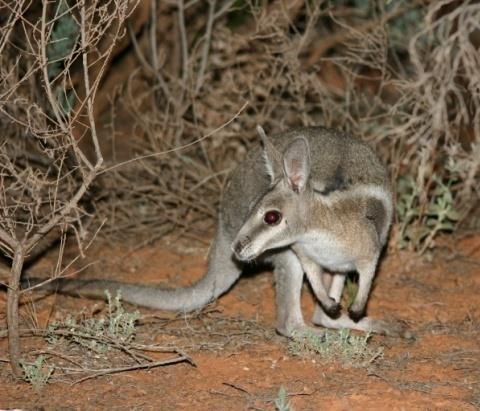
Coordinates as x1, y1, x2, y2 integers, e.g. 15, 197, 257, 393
1, 233, 479, 410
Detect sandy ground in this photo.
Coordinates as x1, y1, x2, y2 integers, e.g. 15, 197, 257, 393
1, 233, 479, 410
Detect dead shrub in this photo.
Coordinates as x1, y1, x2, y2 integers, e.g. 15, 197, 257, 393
0, 0, 137, 377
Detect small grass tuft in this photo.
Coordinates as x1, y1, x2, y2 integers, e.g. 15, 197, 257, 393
289, 328, 383, 367
275, 386, 294, 411
47, 290, 140, 354
21, 355, 54, 389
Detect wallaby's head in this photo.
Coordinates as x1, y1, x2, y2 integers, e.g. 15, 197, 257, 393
232, 126, 313, 262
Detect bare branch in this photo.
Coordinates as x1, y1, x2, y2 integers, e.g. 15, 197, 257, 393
195, 0, 216, 94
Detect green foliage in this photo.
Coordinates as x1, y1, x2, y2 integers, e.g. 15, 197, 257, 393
275, 386, 294, 411
23, 292, 138, 387
46, 0, 78, 116
289, 329, 382, 367
344, 276, 358, 307
396, 168, 462, 253
387, 7, 425, 49
57, 87, 76, 115
46, 0, 79, 79
47, 291, 140, 354
21, 355, 54, 389
105, 290, 139, 341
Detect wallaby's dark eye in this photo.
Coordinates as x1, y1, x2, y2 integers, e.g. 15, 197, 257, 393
263, 210, 282, 225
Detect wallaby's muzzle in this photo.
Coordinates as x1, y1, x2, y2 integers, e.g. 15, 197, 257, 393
232, 235, 257, 262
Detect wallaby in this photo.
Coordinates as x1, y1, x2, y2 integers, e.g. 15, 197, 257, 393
25, 126, 407, 338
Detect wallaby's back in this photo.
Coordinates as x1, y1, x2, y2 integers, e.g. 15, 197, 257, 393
221, 126, 389, 236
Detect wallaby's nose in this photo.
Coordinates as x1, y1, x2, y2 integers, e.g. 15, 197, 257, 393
233, 240, 245, 256
233, 242, 242, 256
232, 236, 251, 260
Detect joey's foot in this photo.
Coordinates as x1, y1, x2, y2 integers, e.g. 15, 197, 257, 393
323, 301, 342, 319
348, 307, 366, 323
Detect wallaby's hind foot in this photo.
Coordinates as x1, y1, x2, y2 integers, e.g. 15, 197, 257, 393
275, 318, 321, 338
312, 305, 411, 338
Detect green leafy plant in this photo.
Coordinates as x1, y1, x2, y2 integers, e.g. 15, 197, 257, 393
21, 355, 54, 389
47, 291, 140, 354
275, 386, 294, 411
289, 329, 382, 367
396, 170, 462, 253
46, 0, 79, 79
105, 290, 139, 342
46, 0, 79, 115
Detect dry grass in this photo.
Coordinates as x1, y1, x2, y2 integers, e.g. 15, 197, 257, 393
12, 300, 271, 385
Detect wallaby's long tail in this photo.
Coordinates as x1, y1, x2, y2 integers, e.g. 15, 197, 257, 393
23, 230, 243, 312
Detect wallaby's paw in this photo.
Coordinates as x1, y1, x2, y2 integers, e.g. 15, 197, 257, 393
323, 302, 342, 319
348, 307, 366, 323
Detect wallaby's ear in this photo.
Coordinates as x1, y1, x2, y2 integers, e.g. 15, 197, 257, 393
257, 125, 282, 183
283, 136, 310, 193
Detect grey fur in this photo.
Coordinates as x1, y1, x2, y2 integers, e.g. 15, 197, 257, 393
26, 126, 408, 338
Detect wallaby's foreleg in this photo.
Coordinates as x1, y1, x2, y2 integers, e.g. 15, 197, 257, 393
292, 246, 341, 318
271, 250, 309, 337
348, 256, 379, 321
